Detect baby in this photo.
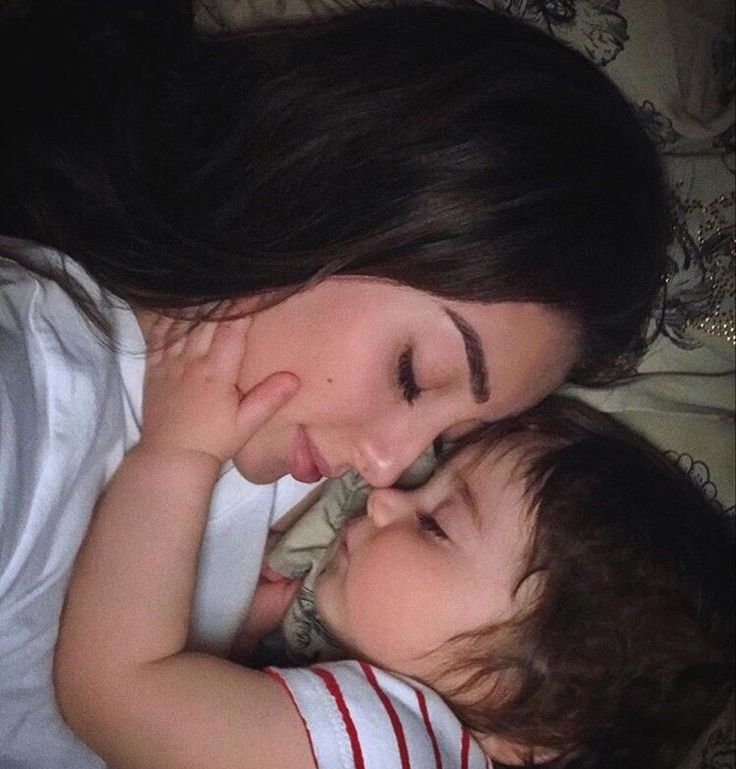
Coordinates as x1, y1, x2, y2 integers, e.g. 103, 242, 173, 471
56, 319, 735, 769
238, 397, 736, 768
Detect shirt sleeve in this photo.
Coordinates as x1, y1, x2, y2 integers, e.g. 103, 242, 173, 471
266, 660, 491, 769
0, 255, 124, 768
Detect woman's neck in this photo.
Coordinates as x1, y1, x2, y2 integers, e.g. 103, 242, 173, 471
132, 308, 159, 342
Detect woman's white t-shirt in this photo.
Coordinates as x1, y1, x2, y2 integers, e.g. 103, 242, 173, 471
0, 241, 313, 768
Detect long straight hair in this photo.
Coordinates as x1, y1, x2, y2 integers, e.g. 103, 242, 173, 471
0, 0, 670, 382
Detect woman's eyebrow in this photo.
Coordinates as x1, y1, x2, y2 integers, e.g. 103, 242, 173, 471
443, 308, 490, 403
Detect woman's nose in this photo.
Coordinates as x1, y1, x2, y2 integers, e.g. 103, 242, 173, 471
366, 488, 413, 527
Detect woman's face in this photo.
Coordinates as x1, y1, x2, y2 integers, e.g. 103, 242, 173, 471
233, 278, 581, 486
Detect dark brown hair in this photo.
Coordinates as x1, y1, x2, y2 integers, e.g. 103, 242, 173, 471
0, 0, 669, 384
440, 398, 735, 769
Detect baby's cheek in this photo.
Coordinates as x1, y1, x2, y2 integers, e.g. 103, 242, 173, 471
312, 563, 356, 646
343, 562, 428, 655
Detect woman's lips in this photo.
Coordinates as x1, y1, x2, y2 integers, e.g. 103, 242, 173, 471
289, 425, 331, 483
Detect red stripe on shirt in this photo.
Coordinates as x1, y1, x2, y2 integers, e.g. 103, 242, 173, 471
360, 662, 411, 769
312, 666, 366, 769
264, 668, 319, 768
461, 729, 470, 769
414, 686, 443, 769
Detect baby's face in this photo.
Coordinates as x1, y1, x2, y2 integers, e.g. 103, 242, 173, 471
314, 440, 536, 687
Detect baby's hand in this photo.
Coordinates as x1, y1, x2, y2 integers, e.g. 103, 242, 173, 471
231, 563, 303, 663
142, 314, 299, 463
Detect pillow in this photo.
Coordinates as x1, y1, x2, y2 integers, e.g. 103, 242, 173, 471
196, 0, 734, 154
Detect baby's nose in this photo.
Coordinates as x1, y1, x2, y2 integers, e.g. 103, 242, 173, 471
366, 488, 413, 527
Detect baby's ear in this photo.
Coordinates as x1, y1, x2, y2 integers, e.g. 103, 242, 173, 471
476, 732, 562, 767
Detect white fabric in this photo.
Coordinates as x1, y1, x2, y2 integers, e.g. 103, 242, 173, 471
269, 660, 491, 769
0, 240, 315, 768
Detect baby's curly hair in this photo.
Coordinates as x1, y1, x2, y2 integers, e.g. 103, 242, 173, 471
439, 397, 735, 769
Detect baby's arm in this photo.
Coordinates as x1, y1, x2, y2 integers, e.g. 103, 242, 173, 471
54, 317, 316, 769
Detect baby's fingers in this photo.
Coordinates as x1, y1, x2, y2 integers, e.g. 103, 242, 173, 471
208, 317, 253, 381
181, 319, 218, 359
235, 372, 300, 441
145, 314, 173, 364
145, 314, 189, 364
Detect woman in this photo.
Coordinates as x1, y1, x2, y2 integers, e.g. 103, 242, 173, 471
0, 2, 668, 767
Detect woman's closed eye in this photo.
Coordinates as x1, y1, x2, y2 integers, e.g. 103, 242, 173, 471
397, 347, 422, 404
417, 512, 448, 540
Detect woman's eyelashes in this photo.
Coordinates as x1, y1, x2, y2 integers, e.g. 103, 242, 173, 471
417, 512, 448, 540
398, 346, 422, 404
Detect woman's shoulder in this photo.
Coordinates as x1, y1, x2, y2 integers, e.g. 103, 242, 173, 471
0, 238, 137, 454
0, 243, 143, 769
1, 238, 107, 330
0, 237, 141, 367
0, 239, 140, 567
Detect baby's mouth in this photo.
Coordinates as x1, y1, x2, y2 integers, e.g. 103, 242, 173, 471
319, 517, 361, 575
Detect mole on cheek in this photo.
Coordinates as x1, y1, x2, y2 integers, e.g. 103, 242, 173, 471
327, 377, 333, 384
